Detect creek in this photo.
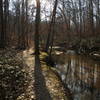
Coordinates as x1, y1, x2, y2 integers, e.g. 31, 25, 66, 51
53, 51, 100, 100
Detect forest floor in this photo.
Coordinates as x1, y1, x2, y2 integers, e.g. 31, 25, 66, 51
0, 48, 70, 100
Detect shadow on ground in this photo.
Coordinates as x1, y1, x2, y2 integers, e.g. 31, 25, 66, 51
34, 55, 52, 100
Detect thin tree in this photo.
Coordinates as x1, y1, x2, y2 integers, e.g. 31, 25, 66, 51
45, 0, 58, 53
0, 0, 5, 48
25, 0, 29, 47
4, 0, 9, 46
88, 0, 94, 35
21, 0, 26, 49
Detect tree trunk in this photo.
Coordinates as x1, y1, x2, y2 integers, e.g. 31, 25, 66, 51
0, 0, 5, 48
45, 0, 58, 53
34, 0, 41, 56
88, 0, 94, 35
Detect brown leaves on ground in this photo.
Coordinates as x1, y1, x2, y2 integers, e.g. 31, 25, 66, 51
0, 49, 70, 100
0, 49, 29, 100
41, 64, 68, 100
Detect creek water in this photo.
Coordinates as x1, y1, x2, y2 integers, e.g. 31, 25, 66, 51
54, 52, 100, 100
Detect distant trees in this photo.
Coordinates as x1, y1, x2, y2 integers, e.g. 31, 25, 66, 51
0, 0, 99, 51
34, 0, 100, 53
16, 0, 29, 49
52, 0, 100, 49
0, 0, 9, 48
0, 0, 34, 49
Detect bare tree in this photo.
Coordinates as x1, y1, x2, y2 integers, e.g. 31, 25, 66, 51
0, 0, 5, 48
45, 0, 58, 53
79, 0, 82, 35
88, 0, 94, 35
34, 0, 41, 55
25, 0, 29, 47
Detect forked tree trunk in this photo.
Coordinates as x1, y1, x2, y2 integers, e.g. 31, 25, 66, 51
45, 0, 58, 53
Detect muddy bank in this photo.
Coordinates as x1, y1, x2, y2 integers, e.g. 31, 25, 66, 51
40, 52, 72, 100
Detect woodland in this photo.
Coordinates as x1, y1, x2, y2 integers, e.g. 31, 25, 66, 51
0, 0, 100, 100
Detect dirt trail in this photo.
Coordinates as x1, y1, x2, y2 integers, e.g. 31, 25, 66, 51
16, 48, 35, 100
17, 48, 69, 100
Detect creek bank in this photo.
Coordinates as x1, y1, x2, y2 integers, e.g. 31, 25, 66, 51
40, 52, 72, 100
49, 45, 100, 61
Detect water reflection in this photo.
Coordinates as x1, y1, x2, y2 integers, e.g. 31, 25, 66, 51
55, 53, 100, 100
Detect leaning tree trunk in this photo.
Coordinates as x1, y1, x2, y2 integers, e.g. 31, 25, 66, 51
45, 0, 58, 53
